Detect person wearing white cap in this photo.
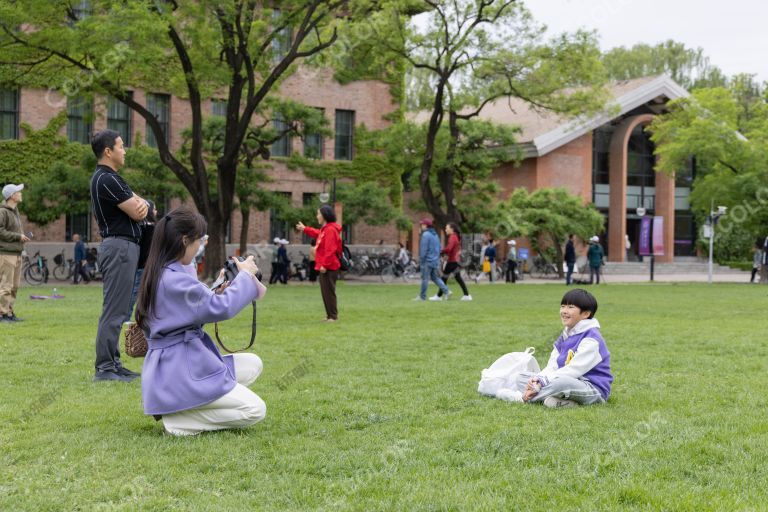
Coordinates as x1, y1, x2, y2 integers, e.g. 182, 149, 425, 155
269, 237, 282, 284
0, 183, 30, 322
587, 235, 605, 284
505, 239, 518, 283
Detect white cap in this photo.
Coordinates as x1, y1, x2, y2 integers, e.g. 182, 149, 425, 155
2, 183, 23, 200
280, 238, 290, 245
273, 237, 281, 244
590, 236, 600, 242
507, 240, 516, 245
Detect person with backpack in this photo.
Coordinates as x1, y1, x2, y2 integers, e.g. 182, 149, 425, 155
296, 204, 342, 322
587, 236, 605, 285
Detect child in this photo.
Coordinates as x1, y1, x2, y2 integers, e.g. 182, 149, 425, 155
135, 207, 268, 435
498, 288, 613, 408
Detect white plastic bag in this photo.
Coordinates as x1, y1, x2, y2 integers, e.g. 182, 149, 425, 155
477, 347, 540, 397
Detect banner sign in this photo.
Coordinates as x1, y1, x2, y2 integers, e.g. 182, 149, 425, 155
638, 216, 652, 256
518, 248, 529, 260
652, 216, 665, 256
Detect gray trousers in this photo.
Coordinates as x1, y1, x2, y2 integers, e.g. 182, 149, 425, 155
514, 371, 605, 405
95, 238, 139, 372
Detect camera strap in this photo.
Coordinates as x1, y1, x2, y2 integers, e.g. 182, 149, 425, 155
214, 300, 257, 353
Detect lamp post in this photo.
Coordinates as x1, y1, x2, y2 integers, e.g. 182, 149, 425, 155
636, 207, 654, 281
706, 200, 727, 284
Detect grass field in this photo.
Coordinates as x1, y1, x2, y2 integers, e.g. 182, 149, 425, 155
1, 281, 766, 511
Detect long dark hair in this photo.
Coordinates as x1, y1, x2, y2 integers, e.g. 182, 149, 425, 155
447, 222, 461, 242
135, 207, 207, 331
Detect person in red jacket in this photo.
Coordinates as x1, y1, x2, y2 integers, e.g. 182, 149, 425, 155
435, 222, 471, 301
296, 204, 342, 322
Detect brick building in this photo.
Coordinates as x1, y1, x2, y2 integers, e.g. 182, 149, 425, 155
458, 75, 693, 263
0, 67, 400, 246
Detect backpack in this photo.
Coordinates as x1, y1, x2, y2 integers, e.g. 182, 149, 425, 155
477, 347, 540, 397
338, 243, 351, 271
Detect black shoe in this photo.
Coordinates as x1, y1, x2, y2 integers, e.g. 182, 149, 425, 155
93, 370, 136, 382
0, 315, 11, 323
116, 366, 141, 378
4, 314, 22, 322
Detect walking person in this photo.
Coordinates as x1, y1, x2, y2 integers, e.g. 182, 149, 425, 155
751, 243, 762, 283
277, 239, 289, 284
0, 183, 30, 323
435, 222, 471, 301
72, 233, 91, 284
296, 204, 342, 321
485, 237, 498, 283
268, 238, 281, 284
414, 218, 450, 301
135, 207, 268, 436
564, 234, 576, 286
587, 236, 604, 285
505, 240, 518, 283
89, 129, 149, 382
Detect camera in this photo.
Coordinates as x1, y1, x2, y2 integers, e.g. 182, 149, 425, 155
211, 256, 262, 290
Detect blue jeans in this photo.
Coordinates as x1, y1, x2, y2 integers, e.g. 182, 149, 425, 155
420, 264, 448, 299
125, 267, 144, 323
566, 262, 575, 285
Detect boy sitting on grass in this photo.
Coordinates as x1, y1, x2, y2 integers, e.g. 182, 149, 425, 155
498, 289, 613, 408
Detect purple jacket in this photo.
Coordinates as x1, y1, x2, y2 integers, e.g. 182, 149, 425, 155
553, 323, 613, 399
141, 261, 267, 415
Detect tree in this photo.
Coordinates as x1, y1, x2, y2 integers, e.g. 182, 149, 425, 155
368, 0, 608, 230
649, 80, 768, 262
602, 40, 728, 90
0, 0, 392, 276
495, 187, 605, 277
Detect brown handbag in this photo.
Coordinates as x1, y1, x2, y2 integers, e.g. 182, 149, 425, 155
124, 322, 148, 358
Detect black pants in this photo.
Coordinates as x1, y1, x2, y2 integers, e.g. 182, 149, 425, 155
318, 269, 338, 319
751, 267, 759, 283
438, 262, 469, 296
73, 260, 90, 284
505, 260, 517, 283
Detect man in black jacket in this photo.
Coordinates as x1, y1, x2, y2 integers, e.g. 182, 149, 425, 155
564, 234, 576, 285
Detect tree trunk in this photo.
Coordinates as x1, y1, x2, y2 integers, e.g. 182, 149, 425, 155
552, 234, 565, 279
239, 206, 250, 257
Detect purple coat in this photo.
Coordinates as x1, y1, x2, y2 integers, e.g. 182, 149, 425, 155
141, 261, 267, 415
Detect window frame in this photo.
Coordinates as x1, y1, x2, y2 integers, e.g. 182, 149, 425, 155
146, 93, 171, 148
0, 88, 19, 140
334, 109, 355, 161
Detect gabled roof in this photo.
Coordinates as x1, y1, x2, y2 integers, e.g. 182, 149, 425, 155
479, 75, 689, 158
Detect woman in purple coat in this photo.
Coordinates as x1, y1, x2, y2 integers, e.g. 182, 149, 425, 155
135, 207, 267, 436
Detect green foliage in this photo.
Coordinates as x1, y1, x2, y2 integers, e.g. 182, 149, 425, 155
0, 114, 87, 186
497, 187, 605, 274
602, 40, 728, 90
650, 81, 768, 244
375, 0, 609, 227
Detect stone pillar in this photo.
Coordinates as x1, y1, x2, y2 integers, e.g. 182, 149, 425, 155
608, 114, 656, 262
654, 171, 676, 263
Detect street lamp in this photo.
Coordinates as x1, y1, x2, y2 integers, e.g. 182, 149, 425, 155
706, 201, 727, 284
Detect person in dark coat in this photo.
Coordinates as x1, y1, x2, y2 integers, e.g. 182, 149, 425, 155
564, 234, 576, 286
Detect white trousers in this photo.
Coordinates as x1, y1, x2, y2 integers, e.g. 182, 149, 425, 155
162, 353, 266, 436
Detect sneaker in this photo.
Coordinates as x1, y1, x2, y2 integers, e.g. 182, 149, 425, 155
460, 295, 473, 301
496, 388, 524, 402
412, 296, 426, 301
442, 290, 453, 301
93, 370, 136, 383
3, 314, 22, 322
543, 396, 578, 408
116, 366, 141, 378
428, 295, 442, 301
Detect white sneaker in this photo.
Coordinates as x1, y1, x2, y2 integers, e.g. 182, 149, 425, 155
442, 290, 452, 300
412, 296, 426, 302
496, 389, 524, 402
543, 396, 578, 408
460, 295, 473, 301
428, 295, 442, 301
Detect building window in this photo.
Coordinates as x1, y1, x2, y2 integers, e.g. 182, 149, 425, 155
212, 99, 227, 117
107, 94, 132, 147
303, 108, 324, 159
68, 0, 92, 24
146, 93, 170, 148
0, 88, 19, 140
271, 9, 293, 62
269, 192, 292, 242
302, 193, 318, 243
342, 222, 352, 244
66, 211, 91, 242
334, 109, 354, 160
271, 114, 292, 157
66, 96, 93, 144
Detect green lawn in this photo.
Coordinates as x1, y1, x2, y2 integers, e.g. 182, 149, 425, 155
1, 281, 766, 511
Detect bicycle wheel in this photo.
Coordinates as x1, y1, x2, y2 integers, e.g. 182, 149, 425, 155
530, 265, 546, 279
380, 264, 396, 283
24, 266, 45, 285
53, 264, 69, 281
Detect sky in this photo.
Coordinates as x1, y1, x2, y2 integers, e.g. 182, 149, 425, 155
526, 0, 767, 82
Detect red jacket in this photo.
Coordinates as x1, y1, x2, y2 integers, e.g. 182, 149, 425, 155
303, 222, 342, 271
442, 233, 461, 263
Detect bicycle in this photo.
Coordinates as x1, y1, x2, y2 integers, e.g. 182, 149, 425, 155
23, 251, 49, 285
52, 249, 77, 281
529, 255, 559, 279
